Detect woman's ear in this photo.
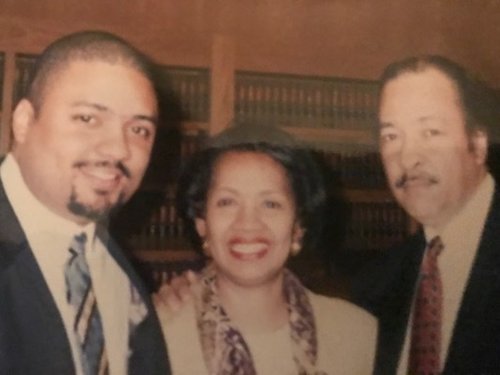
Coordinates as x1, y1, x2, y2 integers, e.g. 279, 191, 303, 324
194, 217, 207, 238
290, 223, 305, 255
12, 99, 35, 145
292, 223, 305, 244
195, 217, 210, 256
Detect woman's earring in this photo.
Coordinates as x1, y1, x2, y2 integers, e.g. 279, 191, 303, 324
290, 241, 301, 256
202, 240, 210, 256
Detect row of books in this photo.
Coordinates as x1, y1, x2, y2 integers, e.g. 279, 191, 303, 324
321, 151, 386, 189
125, 186, 187, 251
10, 54, 379, 131
122, 188, 406, 252
154, 136, 386, 191
344, 201, 408, 251
129, 200, 408, 291
179, 131, 206, 166
134, 258, 206, 292
156, 65, 210, 122
0, 52, 4, 111
144, 130, 208, 191
11, 54, 212, 122
235, 71, 378, 129
13, 54, 36, 107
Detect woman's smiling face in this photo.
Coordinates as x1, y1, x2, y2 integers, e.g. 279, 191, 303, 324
195, 151, 302, 288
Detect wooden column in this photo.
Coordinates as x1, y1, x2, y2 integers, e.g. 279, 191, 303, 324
209, 35, 235, 136
0, 51, 15, 155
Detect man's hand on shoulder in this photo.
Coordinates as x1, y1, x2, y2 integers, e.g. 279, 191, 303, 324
153, 270, 200, 314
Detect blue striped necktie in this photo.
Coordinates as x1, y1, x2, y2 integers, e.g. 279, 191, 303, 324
65, 232, 109, 375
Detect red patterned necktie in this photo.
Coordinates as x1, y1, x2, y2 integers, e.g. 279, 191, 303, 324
409, 236, 444, 375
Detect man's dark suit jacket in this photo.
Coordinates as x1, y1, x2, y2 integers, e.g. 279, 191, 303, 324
353, 188, 500, 375
0, 178, 171, 374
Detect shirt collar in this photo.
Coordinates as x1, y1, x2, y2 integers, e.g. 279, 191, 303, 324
424, 173, 495, 246
0, 153, 96, 243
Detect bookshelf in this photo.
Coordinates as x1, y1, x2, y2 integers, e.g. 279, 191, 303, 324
0, 51, 14, 153
0, 39, 412, 293
0, 53, 4, 113
0, 53, 3, 151
12, 54, 38, 109
234, 70, 378, 130
155, 65, 210, 123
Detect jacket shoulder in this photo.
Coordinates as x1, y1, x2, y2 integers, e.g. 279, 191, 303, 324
350, 232, 425, 315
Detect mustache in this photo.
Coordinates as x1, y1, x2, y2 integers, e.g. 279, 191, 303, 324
73, 160, 131, 178
395, 172, 438, 188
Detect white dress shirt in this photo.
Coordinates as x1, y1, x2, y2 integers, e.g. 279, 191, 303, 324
397, 173, 495, 374
0, 154, 133, 375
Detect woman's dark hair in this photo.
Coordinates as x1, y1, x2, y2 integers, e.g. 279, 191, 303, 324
177, 124, 327, 254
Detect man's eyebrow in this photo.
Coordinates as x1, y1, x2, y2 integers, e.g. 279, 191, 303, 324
379, 115, 441, 128
418, 115, 440, 123
134, 114, 159, 127
71, 101, 108, 111
71, 101, 158, 126
378, 121, 394, 129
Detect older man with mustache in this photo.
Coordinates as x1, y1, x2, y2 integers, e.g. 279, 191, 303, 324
353, 55, 500, 375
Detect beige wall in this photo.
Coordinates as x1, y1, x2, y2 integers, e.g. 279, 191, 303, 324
1, 0, 500, 84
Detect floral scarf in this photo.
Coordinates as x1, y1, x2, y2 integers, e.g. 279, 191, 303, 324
194, 263, 327, 375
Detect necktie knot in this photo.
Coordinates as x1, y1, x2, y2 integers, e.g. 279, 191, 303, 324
427, 236, 444, 258
70, 232, 87, 256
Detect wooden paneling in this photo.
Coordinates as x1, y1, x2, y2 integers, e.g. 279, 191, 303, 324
0, 52, 15, 154
209, 35, 235, 135
0, 1, 500, 83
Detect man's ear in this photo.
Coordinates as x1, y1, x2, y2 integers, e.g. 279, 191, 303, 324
194, 217, 207, 238
12, 99, 35, 145
471, 129, 488, 165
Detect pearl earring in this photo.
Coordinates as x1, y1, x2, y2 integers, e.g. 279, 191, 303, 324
291, 241, 301, 256
202, 240, 210, 256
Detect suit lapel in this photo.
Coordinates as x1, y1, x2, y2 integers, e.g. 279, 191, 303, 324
96, 229, 153, 328
9, 241, 75, 373
444, 189, 500, 373
354, 232, 426, 375
96, 225, 151, 303
379, 233, 426, 375
95, 226, 171, 374
0, 178, 75, 373
0, 178, 26, 248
